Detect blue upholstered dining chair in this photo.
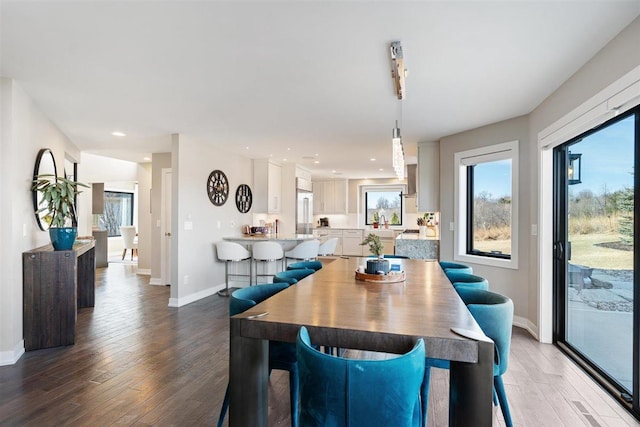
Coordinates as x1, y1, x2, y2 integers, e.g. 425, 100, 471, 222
296, 326, 425, 427
217, 283, 299, 427
273, 268, 316, 285
287, 260, 323, 271
420, 288, 514, 427
445, 271, 489, 292
439, 261, 473, 275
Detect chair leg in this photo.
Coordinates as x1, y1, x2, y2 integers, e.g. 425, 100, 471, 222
289, 366, 299, 427
420, 366, 432, 427
217, 383, 230, 427
122, 249, 126, 260
494, 375, 513, 427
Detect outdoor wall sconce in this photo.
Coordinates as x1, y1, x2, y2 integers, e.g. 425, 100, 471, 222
568, 152, 582, 185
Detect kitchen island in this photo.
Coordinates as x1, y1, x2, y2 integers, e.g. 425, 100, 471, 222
223, 234, 316, 251
395, 233, 440, 260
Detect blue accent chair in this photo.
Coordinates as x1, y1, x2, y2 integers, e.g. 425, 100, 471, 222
296, 326, 425, 427
287, 260, 323, 271
273, 268, 315, 285
420, 288, 514, 427
439, 261, 473, 275
217, 283, 298, 427
445, 271, 489, 292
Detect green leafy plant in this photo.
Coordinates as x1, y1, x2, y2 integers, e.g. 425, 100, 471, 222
391, 212, 400, 224
32, 174, 89, 227
372, 211, 380, 224
361, 233, 384, 257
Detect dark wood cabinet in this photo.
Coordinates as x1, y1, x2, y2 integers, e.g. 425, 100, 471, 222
23, 240, 95, 351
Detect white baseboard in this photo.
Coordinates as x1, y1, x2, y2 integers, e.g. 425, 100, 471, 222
0, 340, 25, 366
136, 268, 151, 276
167, 282, 250, 307
149, 277, 163, 286
513, 315, 539, 341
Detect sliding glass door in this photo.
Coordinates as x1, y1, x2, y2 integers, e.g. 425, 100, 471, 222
554, 107, 639, 413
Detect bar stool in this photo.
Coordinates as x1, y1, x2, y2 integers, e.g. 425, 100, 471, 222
252, 241, 285, 284
439, 261, 473, 275
284, 239, 320, 267
215, 241, 252, 297
318, 237, 339, 256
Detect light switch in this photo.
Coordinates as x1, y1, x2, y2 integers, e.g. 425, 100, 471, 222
184, 221, 193, 230
531, 224, 538, 236
449, 222, 455, 231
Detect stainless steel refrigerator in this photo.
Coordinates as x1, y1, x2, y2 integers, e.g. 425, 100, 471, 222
296, 178, 314, 234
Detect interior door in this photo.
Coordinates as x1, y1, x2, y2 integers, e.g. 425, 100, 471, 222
161, 168, 172, 285
554, 109, 638, 411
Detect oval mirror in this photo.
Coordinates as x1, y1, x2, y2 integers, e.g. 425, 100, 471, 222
33, 148, 58, 231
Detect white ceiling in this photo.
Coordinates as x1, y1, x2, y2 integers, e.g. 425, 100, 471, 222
2, 1, 639, 179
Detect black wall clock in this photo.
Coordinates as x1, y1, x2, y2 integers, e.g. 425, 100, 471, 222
235, 184, 252, 213
207, 170, 229, 206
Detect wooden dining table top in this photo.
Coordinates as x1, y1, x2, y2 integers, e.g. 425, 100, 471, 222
235, 257, 486, 362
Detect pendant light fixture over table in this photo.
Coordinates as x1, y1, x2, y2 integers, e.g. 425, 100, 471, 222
390, 41, 406, 180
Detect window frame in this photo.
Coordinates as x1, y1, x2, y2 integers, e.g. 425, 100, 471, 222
101, 190, 135, 237
362, 186, 404, 227
454, 140, 519, 269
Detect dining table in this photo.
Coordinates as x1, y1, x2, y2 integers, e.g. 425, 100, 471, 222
229, 257, 494, 426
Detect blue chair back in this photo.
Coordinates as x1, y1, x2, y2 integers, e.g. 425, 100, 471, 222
288, 260, 323, 271
457, 287, 513, 376
273, 268, 315, 285
439, 261, 473, 275
229, 283, 288, 316
445, 271, 489, 292
297, 326, 425, 427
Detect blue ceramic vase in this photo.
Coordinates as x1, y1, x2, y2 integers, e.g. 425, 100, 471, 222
49, 227, 77, 250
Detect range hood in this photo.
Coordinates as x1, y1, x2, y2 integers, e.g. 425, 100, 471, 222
404, 164, 417, 197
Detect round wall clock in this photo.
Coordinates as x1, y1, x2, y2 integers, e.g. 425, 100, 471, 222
207, 170, 229, 206
235, 184, 252, 213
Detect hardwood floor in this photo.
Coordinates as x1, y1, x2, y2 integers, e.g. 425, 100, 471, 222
0, 263, 638, 426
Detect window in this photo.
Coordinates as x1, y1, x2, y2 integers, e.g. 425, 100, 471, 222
364, 188, 403, 226
455, 141, 518, 269
100, 191, 134, 237
467, 159, 512, 258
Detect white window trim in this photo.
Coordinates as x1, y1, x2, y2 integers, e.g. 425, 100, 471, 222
454, 140, 519, 269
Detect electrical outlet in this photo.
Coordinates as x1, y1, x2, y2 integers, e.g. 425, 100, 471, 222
217, 220, 222, 229
449, 222, 455, 231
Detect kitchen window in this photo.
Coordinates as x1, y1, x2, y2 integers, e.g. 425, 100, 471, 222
100, 191, 134, 237
364, 188, 403, 226
454, 141, 518, 269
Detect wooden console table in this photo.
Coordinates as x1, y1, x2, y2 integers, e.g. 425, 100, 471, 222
23, 239, 96, 351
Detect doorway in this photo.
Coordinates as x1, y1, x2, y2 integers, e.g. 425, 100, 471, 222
553, 107, 639, 413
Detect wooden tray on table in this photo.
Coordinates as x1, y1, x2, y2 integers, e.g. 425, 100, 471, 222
355, 270, 406, 283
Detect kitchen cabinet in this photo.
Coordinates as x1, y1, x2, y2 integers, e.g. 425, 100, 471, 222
417, 141, 439, 212
313, 179, 348, 214
253, 159, 282, 213
342, 229, 364, 256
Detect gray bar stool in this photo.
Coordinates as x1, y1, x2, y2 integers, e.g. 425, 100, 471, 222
216, 241, 252, 297
252, 241, 284, 284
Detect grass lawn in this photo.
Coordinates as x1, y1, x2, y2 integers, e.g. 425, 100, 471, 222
475, 232, 632, 270
569, 232, 632, 270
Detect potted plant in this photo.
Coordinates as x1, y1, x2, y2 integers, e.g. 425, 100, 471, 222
361, 233, 389, 274
372, 211, 380, 229
417, 216, 427, 238
32, 174, 89, 250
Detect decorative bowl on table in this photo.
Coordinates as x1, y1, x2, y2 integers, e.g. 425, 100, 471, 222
250, 226, 268, 235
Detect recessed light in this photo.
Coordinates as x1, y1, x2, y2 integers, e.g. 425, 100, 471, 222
331, 170, 337, 174
283, 158, 288, 162
314, 160, 320, 164
287, 148, 291, 151
245, 146, 249, 150
143, 157, 151, 161
112, 131, 126, 137
370, 158, 376, 161
379, 168, 384, 171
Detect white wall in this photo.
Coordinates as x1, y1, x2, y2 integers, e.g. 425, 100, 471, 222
169, 135, 253, 306
439, 115, 531, 326
137, 163, 152, 273
0, 79, 82, 364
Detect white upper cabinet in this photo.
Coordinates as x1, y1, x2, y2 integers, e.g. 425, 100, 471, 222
253, 159, 282, 213
417, 141, 440, 212
313, 179, 348, 214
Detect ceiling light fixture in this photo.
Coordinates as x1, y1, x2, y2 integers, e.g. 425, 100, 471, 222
390, 41, 406, 180
112, 131, 126, 137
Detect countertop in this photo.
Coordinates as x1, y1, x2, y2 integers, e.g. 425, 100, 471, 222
395, 233, 440, 241
223, 234, 316, 242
